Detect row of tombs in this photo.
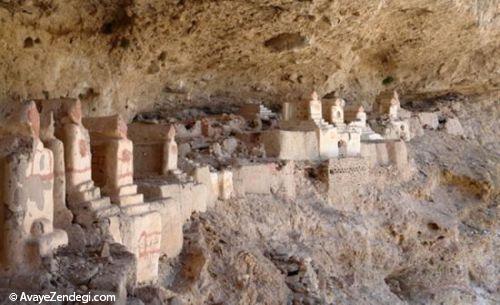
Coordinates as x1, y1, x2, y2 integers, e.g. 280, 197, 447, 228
0, 91, 413, 295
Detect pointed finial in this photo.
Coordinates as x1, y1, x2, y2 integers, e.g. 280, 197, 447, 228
68, 99, 83, 124
39, 110, 55, 140
46, 111, 55, 137
167, 125, 176, 141
26, 101, 41, 138
390, 91, 400, 105
393, 90, 399, 100
116, 115, 128, 139
311, 91, 319, 101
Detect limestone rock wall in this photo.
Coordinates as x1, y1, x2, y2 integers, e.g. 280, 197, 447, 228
0, 0, 499, 119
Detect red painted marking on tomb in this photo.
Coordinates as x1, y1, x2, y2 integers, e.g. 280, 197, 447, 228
28, 171, 54, 180
39, 172, 54, 180
138, 231, 161, 258
66, 166, 92, 174
119, 150, 132, 163
117, 172, 133, 179
79, 140, 89, 157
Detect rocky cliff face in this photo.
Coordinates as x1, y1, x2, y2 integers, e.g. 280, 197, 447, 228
1, 0, 499, 118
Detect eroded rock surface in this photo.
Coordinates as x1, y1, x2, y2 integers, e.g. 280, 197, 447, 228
1, 1, 499, 118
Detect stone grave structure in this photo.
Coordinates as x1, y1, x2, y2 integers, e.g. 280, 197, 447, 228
351, 106, 383, 141
82, 115, 143, 206
323, 98, 346, 126
39, 111, 73, 229
264, 92, 362, 160
83, 115, 186, 283
360, 139, 409, 171
35, 98, 121, 244
239, 103, 276, 121
0, 101, 68, 273
128, 123, 209, 220
372, 91, 411, 141
232, 161, 295, 199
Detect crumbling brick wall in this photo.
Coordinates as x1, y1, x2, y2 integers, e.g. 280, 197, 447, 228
326, 158, 369, 197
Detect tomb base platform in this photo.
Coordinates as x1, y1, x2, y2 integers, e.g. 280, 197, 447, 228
67, 181, 123, 245
136, 175, 208, 221
232, 160, 295, 199
120, 197, 183, 259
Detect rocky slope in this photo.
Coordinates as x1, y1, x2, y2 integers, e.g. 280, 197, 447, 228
1, 0, 499, 118
148, 95, 498, 305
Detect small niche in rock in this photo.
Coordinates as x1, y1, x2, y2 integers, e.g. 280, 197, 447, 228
184, 121, 197, 130
101, 22, 115, 35
306, 167, 319, 179
267, 104, 280, 113
119, 37, 130, 49
158, 51, 167, 61
24, 37, 34, 48
323, 90, 336, 99
100, 11, 134, 35
427, 222, 440, 231
438, 116, 447, 127
264, 32, 309, 52
382, 76, 395, 85
287, 269, 300, 276
133, 112, 161, 123
78, 87, 99, 102
385, 273, 414, 301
